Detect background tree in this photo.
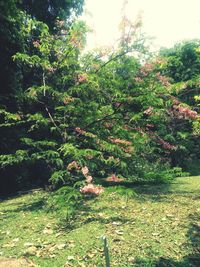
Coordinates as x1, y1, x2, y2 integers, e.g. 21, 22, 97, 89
18, 0, 84, 32
160, 41, 200, 174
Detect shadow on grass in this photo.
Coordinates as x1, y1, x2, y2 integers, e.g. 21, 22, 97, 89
0, 193, 46, 214
133, 212, 200, 267
14, 199, 46, 212
100, 177, 200, 203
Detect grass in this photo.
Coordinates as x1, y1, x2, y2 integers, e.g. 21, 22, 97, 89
0, 176, 200, 266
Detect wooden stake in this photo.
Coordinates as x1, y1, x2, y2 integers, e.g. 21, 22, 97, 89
101, 236, 111, 267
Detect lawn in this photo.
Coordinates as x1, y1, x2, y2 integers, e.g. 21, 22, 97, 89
0, 176, 200, 267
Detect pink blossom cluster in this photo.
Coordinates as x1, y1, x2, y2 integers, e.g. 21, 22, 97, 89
177, 106, 197, 119
134, 77, 143, 83
80, 166, 104, 195
140, 63, 154, 76
81, 166, 93, 183
157, 138, 177, 151
67, 160, 80, 171
77, 73, 88, 83
75, 127, 86, 135
80, 184, 104, 195
105, 174, 124, 182
173, 105, 198, 119
109, 137, 132, 146
156, 72, 171, 87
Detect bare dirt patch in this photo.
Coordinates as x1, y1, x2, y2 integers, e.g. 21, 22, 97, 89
0, 258, 38, 267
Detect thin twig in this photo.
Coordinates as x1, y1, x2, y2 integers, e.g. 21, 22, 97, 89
42, 70, 46, 96
85, 103, 123, 129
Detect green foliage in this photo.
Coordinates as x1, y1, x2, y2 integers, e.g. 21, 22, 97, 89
160, 40, 200, 82
46, 186, 83, 226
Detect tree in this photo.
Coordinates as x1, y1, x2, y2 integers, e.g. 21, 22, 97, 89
18, 0, 84, 32
0, 0, 24, 108
0, 18, 188, 194
160, 41, 200, 174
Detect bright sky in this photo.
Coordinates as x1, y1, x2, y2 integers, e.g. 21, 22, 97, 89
82, 0, 200, 51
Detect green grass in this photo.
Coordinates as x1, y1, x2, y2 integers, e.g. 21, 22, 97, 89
0, 176, 200, 266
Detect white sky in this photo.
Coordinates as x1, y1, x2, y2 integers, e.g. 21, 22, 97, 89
82, 0, 200, 51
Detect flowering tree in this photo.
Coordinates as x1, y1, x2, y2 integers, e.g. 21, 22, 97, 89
160, 41, 200, 172
0, 15, 199, 194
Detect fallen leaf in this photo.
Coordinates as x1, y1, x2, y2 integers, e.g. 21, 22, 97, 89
49, 254, 56, 258
12, 238, 19, 242
152, 232, 159, 236
55, 233, 62, 237
25, 246, 38, 256
24, 242, 35, 247
115, 229, 123, 235
112, 221, 121, 226
56, 243, 66, 250
43, 228, 53, 235
2, 243, 16, 248
128, 257, 135, 263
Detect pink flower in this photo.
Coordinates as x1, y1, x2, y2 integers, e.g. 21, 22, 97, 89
140, 63, 154, 76
80, 184, 104, 195
174, 105, 198, 119
75, 127, 86, 135
157, 138, 177, 151
105, 174, 124, 182
81, 166, 89, 176
156, 72, 171, 86
109, 137, 132, 146
134, 77, 142, 82
77, 73, 88, 83
86, 175, 93, 183
67, 161, 79, 170
81, 166, 93, 183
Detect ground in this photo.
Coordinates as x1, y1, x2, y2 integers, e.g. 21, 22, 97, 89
0, 176, 199, 267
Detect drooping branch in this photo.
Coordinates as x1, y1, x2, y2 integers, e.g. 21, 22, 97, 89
85, 103, 123, 129
42, 69, 64, 139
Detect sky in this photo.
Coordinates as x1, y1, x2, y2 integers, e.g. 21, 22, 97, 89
81, 0, 200, 51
